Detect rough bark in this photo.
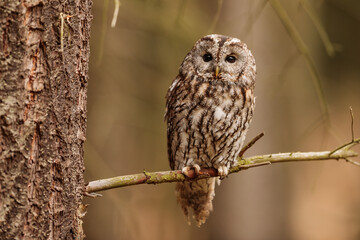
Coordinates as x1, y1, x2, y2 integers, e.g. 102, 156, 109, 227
0, 1, 91, 239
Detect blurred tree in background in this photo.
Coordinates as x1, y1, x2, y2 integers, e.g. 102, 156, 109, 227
84, 1, 360, 239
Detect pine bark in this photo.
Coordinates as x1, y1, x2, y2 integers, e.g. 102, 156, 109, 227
0, 1, 91, 239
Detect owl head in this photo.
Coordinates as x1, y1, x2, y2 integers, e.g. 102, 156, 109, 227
180, 34, 256, 88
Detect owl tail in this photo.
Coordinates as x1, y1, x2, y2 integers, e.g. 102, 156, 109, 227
176, 178, 216, 227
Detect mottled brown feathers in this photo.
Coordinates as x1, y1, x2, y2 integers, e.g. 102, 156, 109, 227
165, 34, 256, 226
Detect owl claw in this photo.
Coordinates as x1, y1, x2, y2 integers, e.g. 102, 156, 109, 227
182, 164, 201, 178
216, 165, 229, 180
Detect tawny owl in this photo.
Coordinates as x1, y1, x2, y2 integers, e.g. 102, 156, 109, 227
165, 34, 256, 226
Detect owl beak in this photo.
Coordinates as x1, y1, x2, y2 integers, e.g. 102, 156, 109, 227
215, 66, 220, 77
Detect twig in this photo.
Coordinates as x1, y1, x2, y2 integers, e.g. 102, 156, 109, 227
238, 132, 264, 158
85, 139, 359, 194
328, 108, 358, 156
350, 107, 354, 141
345, 158, 360, 167
84, 192, 102, 198
111, 0, 121, 28
328, 138, 360, 156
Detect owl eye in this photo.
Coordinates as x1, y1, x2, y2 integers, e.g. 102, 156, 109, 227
202, 53, 213, 62
225, 55, 236, 63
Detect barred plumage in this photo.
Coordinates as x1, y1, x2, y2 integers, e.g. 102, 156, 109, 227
165, 34, 256, 226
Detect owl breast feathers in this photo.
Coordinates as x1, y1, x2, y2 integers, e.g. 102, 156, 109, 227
165, 34, 256, 226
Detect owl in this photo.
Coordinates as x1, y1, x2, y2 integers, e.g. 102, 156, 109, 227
165, 34, 256, 226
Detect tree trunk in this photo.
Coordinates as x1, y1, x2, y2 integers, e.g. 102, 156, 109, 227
0, 1, 91, 239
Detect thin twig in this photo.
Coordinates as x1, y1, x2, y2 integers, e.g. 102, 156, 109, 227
84, 192, 102, 198
238, 132, 264, 157
350, 106, 354, 141
328, 138, 359, 156
328, 107, 358, 157
111, 0, 121, 28
345, 158, 360, 167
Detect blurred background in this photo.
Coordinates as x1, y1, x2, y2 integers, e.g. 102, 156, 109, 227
83, 0, 360, 239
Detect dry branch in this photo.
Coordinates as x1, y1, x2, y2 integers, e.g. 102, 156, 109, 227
85, 137, 359, 194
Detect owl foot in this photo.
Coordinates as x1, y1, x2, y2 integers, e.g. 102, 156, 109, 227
182, 164, 201, 179
216, 165, 229, 180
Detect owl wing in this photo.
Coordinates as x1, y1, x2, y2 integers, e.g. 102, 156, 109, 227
165, 75, 185, 170
165, 75, 181, 120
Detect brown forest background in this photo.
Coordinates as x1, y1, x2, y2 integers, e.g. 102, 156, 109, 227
83, 1, 360, 239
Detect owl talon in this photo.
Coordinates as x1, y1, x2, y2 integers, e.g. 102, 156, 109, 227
182, 164, 201, 178
193, 164, 201, 175
216, 165, 229, 180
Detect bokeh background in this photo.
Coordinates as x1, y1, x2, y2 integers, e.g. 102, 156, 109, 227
83, 1, 360, 239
